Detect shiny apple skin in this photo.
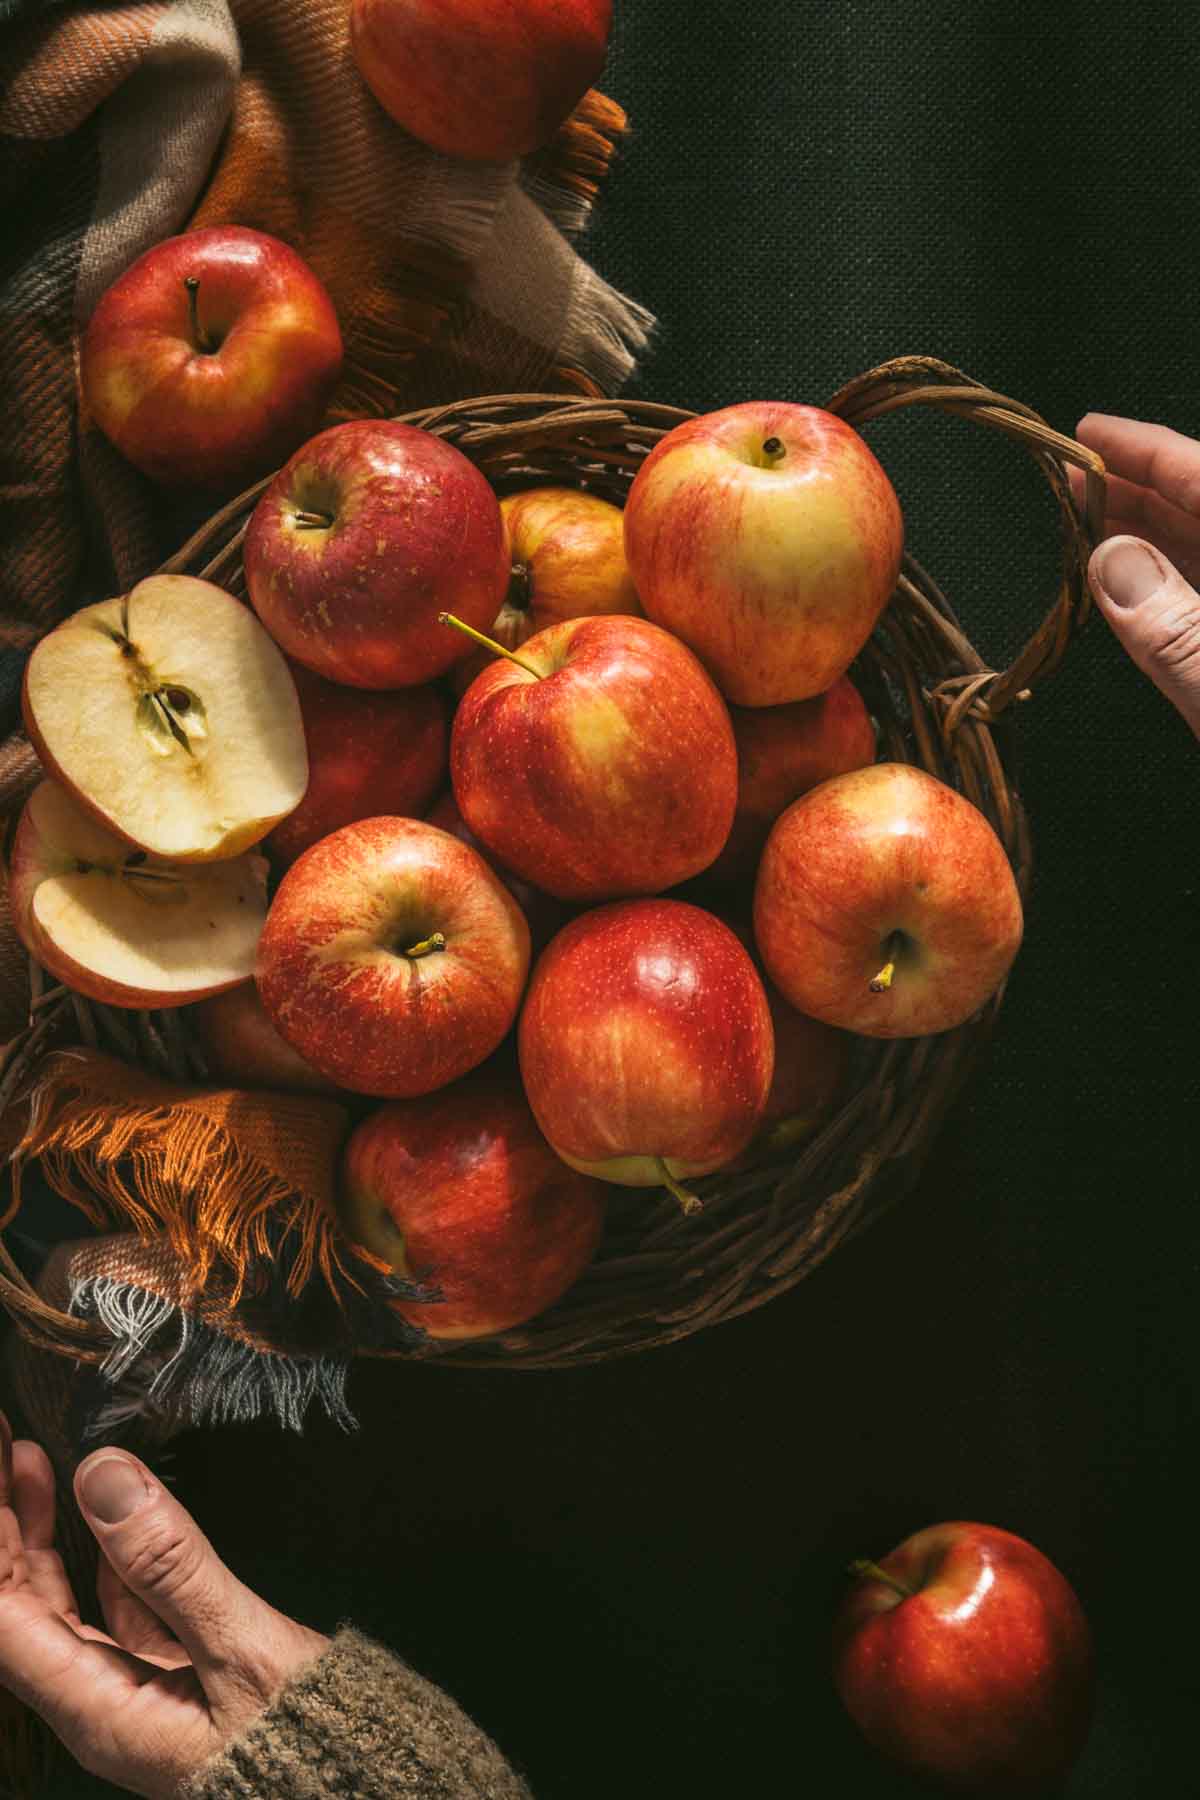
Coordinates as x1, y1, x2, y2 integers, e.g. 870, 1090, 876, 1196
80, 226, 343, 491
450, 614, 737, 904
624, 402, 904, 706
711, 676, 877, 883
518, 899, 774, 1184
425, 790, 571, 954
256, 816, 530, 1097
753, 763, 1024, 1038
193, 981, 342, 1094
833, 1522, 1095, 1794
339, 1069, 606, 1339
350, 0, 612, 161
244, 420, 509, 689
267, 665, 448, 867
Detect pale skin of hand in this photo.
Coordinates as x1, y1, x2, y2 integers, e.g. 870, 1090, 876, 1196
1072, 412, 1200, 737
0, 1410, 329, 1798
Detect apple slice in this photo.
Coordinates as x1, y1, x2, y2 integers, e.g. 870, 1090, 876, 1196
8, 779, 269, 1009
23, 574, 307, 862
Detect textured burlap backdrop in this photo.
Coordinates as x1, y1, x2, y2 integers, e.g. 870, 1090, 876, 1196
16, 3, 1200, 1797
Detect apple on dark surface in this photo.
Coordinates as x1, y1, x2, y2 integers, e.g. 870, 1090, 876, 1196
244, 420, 509, 689
339, 1068, 607, 1339
833, 1522, 1094, 1794
624, 401, 904, 706
448, 613, 738, 903
709, 676, 877, 884
518, 898, 774, 1210
256, 816, 530, 1097
350, 0, 612, 162
753, 763, 1024, 1038
81, 226, 343, 491
267, 664, 448, 868
193, 981, 341, 1095
425, 790, 570, 954
451, 486, 641, 694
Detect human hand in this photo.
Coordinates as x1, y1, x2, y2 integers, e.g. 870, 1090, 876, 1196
1073, 414, 1200, 737
0, 1410, 329, 1798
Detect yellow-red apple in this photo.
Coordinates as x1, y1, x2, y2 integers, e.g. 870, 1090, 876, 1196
80, 226, 342, 491
193, 981, 341, 1094
339, 1069, 606, 1339
256, 816, 530, 1097
624, 402, 904, 705
267, 665, 448, 868
350, 0, 612, 161
710, 676, 877, 883
753, 763, 1023, 1038
244, 420, 509, 689
449, 614, 737, 903
518, 899, 774, 1209
834, 1522, 1094, 1793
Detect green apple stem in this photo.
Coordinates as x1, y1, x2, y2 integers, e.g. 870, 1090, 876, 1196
437, 612, 541, 679
404, 932, 447, 959
848, 1558, 914, 1600
183, 276, 214, 354
869, 932, 902, 994
507, 561, 533, 612
656, 1157, 702, 1216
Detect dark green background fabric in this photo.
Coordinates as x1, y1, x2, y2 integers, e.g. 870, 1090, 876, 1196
42, 4, 1199, 1794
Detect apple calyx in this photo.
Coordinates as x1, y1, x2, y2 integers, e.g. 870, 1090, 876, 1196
507, 561, 534, 612
438, 611, 541, 679
761, 435, 786, 463
183, 276, 216, 355
404, 931, 447, 959
848, 1557, 914, 1601
656, 1157, 702, 1216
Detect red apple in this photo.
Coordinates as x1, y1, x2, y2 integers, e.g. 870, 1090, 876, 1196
267, 665, 448, 868
256, 816, 530, 1097
754, 763, 1023, 1037
518, 899, 774, 1208
80, 226, 342, 491
425, 790, 570, 953
833, 1522, 1094, 1794
193, 981, 341, 1094
244, 420, 509, 689
449, 614, 737, 903
338, 1069, 606, 1338
350, 0, 612, 162
451, 486, 641, 693
624, 402, 904, 705
710, 677, 877, 883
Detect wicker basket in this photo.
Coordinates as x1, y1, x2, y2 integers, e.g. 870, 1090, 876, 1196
0, 356, 1105, 1371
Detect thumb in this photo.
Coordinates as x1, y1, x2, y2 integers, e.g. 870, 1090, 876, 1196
1089, 535, 1200, 738
75, 1449, 279, 1709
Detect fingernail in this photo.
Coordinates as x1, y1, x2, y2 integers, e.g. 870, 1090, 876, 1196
79, 1454, 151, 1524
1093, 539, 1166, 609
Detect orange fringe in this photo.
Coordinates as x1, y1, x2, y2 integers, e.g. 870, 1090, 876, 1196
530, 90, 630, 213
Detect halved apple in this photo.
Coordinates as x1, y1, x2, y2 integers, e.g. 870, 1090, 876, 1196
8, 780, 269, 1009
23, 574, 307, 862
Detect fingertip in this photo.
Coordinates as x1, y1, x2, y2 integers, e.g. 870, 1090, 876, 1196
11, 1439, 58, 1551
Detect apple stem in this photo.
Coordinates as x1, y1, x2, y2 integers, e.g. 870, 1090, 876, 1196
848, 1558, 914, 1600
293, 509, 334, 529
404, 931, 447, 959
508, 561, 533, 612
438, 612, 541, 679
183, 276, 213, 354
869, 931, 902, 994
655, 1158, 702, 1216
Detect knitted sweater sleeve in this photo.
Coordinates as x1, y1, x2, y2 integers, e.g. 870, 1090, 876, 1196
180, 1625, 533, 1799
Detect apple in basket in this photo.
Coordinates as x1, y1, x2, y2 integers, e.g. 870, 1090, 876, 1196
267, 665, 448, 868
833, 1522, 1094, 1793
753, 763, 1024, 1038
623, 401, 904, 706
256, 816, 530, 1097
7, 781, 268, 1009
350, 0, 613, 162
518, 899, 774, 1211
244, 420, 509, 689
192, 982, 341, 1094
81, 225, 343, 491
447, 613, 738, 903
22, 575, 308, 862
451, 486, 641, 693
709, 676, 877, 884
339, 1068, 607, 1339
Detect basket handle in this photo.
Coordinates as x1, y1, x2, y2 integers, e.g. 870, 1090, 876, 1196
826, 355, 1107, 731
